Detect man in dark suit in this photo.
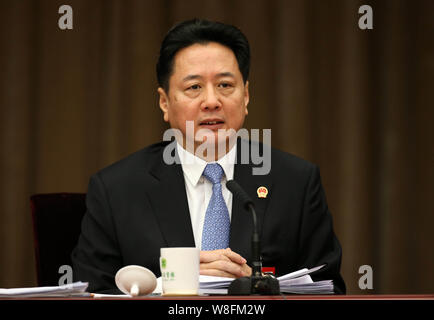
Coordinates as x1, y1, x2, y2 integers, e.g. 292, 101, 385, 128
71, 19, 346, 294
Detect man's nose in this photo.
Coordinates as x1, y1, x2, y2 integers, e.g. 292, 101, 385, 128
200, 85, 222, 110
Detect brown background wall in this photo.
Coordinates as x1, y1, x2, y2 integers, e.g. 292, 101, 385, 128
0, 0, 433, 294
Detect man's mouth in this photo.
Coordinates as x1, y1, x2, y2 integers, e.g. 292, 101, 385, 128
199, 119, 225, 126
200, 120, 224, 125
198, 119, 225, 132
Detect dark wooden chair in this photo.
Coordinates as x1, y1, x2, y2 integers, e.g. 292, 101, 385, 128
30, 193, 86, 286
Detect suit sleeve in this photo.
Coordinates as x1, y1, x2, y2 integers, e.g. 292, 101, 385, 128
71, 173, 123, 294
296, 165, 346, 294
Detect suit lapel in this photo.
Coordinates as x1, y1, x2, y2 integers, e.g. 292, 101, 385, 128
229, 140, 273, 262
144, 142, 195, 248
143, 140, 273, 258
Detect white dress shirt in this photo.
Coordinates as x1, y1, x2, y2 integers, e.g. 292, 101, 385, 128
176, 142, 236, 250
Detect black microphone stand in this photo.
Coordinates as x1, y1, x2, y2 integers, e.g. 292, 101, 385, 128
227, 183, 280, 295
248, 202, 262, 278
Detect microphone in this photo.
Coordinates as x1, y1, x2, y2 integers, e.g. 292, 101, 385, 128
226, 180, 280, 295
226, 180, 261, 277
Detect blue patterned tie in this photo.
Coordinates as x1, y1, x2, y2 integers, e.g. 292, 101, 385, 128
201, 163, 230, 251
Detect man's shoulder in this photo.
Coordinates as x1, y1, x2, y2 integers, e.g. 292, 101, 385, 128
271, 146, 316, 170
241, 139, 316, 173
269, 146, 317, 184
95, 141, 170, 179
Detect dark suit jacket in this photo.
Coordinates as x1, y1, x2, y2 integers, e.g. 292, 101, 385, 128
71, 140, 346, 294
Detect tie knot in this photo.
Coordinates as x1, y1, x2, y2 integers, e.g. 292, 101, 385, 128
203, 163, 224, 185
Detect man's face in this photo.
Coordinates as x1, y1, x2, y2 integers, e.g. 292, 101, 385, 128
158, 42, 249, 157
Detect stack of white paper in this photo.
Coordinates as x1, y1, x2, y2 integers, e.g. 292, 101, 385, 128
198, 264, 334, 295
0, 281, 89, 298
198, 275, 235, 295
277, 264, 334, 294
280, 280, 334, 294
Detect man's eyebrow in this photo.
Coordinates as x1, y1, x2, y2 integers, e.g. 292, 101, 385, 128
216, 72, 235, 78
182, 72, 235, 82
182, 74, 202, 82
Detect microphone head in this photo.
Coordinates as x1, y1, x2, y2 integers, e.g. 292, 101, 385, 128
226, 180, 253, 210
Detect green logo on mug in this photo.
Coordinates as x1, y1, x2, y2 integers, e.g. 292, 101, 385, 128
161, 258, 167, 269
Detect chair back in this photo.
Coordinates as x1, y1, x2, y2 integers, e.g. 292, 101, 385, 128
30, 193, 86, 286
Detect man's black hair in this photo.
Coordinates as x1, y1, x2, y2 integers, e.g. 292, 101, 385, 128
156, 18, 250, 92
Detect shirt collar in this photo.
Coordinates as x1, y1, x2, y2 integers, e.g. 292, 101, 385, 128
176, 142, 236, 186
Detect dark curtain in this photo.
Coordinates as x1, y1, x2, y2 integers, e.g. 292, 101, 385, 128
0, 0, 432, 294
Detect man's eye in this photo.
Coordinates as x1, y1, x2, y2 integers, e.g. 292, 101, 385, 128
188, 84, 201, 90
219, 83, 232, 88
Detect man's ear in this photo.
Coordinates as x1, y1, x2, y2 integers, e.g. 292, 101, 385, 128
244, 81, 250, 115
157, 87, 170, 122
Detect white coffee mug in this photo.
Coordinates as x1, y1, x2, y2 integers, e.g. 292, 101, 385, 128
160, 247, 200, 295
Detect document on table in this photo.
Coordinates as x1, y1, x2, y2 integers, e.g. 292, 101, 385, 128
198, 264, 334, 295
153, 264, 334, 295
277, 264, 334, 294
0, 281, 90, 298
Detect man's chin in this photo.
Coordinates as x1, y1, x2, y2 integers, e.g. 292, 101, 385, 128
192, 138, 234, 159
